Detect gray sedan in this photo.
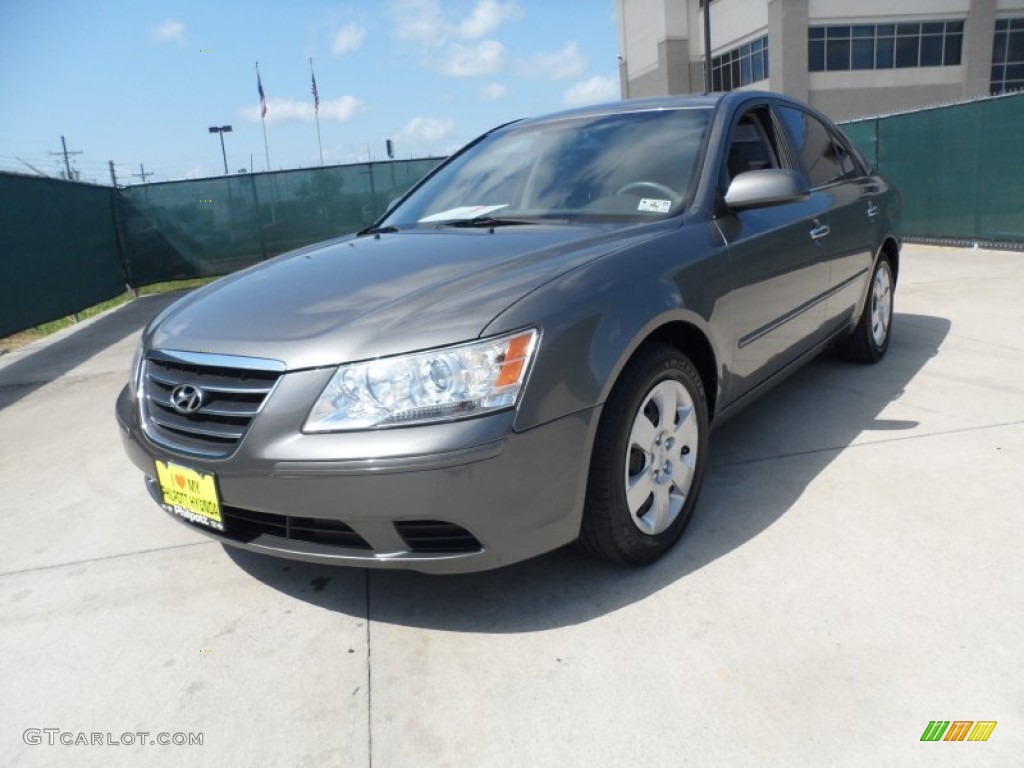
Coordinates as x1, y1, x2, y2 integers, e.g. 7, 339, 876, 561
116, 91, 900, 573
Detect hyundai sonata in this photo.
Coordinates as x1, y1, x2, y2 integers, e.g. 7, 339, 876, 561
116, 91, 900, 573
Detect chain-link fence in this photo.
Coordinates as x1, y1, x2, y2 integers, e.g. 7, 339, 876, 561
842, 91, 1024, 244
116, 159, 441, 287
5, 94, 1024, 339
0, 174, 126, 337
1, 158, 441, 337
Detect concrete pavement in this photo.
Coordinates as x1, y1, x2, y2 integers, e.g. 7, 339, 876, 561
1, 245, 1022, 766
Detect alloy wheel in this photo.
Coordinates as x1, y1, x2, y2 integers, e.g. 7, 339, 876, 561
623, 380, 699, 535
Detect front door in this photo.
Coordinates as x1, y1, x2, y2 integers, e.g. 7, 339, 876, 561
715, 107, 831, 402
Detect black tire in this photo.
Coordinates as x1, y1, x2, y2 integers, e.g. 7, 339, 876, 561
837, 255, 895, 364
578, 343, 709, 565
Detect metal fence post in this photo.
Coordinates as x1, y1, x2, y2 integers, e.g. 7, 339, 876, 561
248, 173, 269, 260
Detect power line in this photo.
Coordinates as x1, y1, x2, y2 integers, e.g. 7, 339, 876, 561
13, 156, 50, 177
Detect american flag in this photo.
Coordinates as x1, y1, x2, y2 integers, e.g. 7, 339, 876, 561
311, 69, 320, 113
257, 71, 267, 119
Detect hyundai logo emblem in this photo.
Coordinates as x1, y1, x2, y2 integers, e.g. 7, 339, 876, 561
170, 384, 205, 415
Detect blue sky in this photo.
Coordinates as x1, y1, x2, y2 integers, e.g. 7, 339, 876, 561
0, 1, 620, 184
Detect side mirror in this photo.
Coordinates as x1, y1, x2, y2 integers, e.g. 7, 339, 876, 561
724, 169, 809, 211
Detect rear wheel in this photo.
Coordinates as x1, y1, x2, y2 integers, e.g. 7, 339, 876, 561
838, 255, 894, 363
579, 343, 709, 565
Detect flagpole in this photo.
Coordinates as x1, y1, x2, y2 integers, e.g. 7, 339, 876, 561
257, 61, 270, 171
310, 57, 324, 166
261, 118, 270, 171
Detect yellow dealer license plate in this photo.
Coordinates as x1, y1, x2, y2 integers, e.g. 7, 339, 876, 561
155, 461, 224, 532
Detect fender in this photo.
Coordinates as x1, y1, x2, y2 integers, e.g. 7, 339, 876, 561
484, 222, 730, 432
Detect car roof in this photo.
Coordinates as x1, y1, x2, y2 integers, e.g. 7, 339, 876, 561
513, 93, 722, 128
509, 90, 812, 131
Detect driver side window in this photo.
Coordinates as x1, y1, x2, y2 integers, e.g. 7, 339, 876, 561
721, 108, 783, 193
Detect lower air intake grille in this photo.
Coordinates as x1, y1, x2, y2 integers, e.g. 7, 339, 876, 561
213, 506, 372, 550
395, 520, 482, 554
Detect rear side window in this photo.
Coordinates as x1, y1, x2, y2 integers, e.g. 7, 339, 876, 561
776, 106, 857, 188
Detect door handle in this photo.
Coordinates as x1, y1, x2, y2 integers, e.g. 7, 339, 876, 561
810, 223, 830, 240
866, 202, 880, 218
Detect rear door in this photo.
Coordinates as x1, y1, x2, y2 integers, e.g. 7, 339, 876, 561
774, 105, 879, 333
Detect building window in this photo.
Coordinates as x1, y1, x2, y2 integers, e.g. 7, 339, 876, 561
809, 20, 963, 72
711, 36, 769, 92
992, 18, 1024, 93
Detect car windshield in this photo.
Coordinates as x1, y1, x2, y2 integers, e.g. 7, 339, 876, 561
381, 107, 713, 228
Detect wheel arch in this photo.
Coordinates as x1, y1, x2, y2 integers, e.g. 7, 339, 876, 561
605, 318, 721, 423
880, 236, 900, 282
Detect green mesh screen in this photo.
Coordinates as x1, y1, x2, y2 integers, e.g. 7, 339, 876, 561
6, 96, 1024, 341
841, 92, 1024, 242
118, 158, 442, 287
0, 174, 126, 338
839, 118, 878, 168
974, 95, 1024, 242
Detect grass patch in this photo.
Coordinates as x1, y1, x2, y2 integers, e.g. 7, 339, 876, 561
0, 277, 217, 354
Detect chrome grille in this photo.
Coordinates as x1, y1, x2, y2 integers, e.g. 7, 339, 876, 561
142, 351, 283, 457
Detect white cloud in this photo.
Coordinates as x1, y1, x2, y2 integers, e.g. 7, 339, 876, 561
152, 20, 186, 46
478, 82, 509, 100
320, 95, 365, 121
387, 0, 520, 47
397, 116, 456, 145
442, 40, 506, 77
240, 96, 365, 124
182, 166, 212, 180
522, 41, 587, 80
458, 0, 522, 40
332, 23, 366, 55
563, 75, 619, 107
389, 0, 448, 47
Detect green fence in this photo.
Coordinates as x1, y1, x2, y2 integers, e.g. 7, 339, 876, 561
1, 158, 441, 338
4, 94, 1024, 339
0, 175, 126, 338
842, 91, 1024, 243
117, 158, 441, 287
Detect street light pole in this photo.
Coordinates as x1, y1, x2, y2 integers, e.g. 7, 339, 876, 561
208, 125, 233, 175
704, 1, 713, 93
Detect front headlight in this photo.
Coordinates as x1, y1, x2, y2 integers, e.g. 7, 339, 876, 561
304, 328, 538, 432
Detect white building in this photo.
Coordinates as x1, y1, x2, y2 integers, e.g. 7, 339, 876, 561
617, 0, 1024, 119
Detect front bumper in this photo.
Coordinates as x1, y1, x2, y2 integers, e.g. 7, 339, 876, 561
116, 383, 600, 573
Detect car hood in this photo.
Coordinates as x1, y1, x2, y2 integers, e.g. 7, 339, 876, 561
147, 224, 665, 370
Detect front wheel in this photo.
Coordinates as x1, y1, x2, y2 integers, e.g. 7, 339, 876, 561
838, 255, 895, 363
579, 344, 709, 565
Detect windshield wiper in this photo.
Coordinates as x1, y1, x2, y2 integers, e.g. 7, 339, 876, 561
441, 215, 564, 228
359, 224, 400, 235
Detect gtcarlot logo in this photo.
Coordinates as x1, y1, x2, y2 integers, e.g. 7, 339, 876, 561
920, 720, 997, 742
23, 729, 203, 747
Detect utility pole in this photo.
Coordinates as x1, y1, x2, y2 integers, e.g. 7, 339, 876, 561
132, 164, 153, 183
108, 161, 118, 187
49, 135, 82, 180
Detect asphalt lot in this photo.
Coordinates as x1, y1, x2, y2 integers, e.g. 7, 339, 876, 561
1, 243, 1022, 767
